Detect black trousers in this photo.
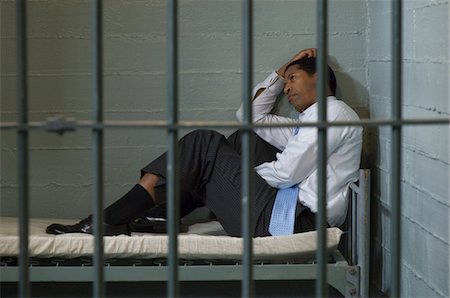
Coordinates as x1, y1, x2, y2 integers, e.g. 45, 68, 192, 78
141, 130, 316, 237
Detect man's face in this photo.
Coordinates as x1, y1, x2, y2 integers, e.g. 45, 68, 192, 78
283, 66, 317, 113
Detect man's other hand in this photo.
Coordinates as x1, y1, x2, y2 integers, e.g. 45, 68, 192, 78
276, 48, 318, 78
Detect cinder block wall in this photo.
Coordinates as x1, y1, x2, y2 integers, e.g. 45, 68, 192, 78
367, 1, 449, 297
0, 0, 369, 217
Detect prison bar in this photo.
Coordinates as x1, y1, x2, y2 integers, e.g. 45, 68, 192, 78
2, 118, 449, 131
166, 0, 181, 297
15, 0, 30, 297
91, 0, 106, 297
390, 0, 403, 297
316, 0, 328, 296
241, 0, 255, 296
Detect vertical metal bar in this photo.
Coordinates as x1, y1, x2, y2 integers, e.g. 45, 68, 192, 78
316, 0, 328, 297
242, 0, 254, 297
390, 0, 402, 296
16, 0, 30, 296
92, 0, 105, 296
358, 170, 371, 298
167, 0, 180, 297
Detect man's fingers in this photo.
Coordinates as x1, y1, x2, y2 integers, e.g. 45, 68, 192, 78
301, 48, 317, 58
292, 48, 318, 61
279, 48, 318, 77
296, 51, 309, 59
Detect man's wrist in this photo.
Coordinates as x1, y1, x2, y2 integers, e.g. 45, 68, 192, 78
276, 66, 286, 78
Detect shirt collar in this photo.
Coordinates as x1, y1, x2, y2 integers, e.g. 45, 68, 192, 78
298, 96, 337, 119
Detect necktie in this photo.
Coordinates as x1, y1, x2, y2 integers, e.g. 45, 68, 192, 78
268, 127, 300, 236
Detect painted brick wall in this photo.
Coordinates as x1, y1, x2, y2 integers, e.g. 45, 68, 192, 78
367, 0, 449, 297
1, 0, 369, 218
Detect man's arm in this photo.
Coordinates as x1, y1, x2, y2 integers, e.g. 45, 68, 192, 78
255, 105, 359, 188
236, 48, 317, 150
235, 72, 293, 150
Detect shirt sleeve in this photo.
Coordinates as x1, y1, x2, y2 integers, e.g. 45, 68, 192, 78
255, 106, 354, 188
236, 71, 297, 151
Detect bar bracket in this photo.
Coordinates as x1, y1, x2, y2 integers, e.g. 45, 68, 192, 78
45, 116, 76, 135
345, 266, 359, 297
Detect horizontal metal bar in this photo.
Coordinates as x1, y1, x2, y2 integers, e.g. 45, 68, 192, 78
1, 117, 449, 131
0, 262, 350, 282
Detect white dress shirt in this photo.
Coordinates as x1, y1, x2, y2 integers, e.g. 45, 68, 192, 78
236, 71, 363, 227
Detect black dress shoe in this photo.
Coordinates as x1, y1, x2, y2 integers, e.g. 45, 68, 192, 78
46, 215, 130, 236
129, 217, 188, 233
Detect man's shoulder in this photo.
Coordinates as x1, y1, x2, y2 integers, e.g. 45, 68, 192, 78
328, 98, 360, 121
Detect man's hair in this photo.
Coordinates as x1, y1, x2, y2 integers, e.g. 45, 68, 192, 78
285, 57, 337, 95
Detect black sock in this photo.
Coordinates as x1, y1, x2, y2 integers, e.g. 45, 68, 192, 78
104, 184, 155, 225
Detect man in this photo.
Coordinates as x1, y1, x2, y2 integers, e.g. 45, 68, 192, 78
47, 48, 362, 237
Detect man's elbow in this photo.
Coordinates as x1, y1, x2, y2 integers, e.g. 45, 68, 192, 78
253, 88, 266, 100
235, 109, 243, 122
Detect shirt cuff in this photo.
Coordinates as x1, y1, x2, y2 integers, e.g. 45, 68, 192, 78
252, 71, 285, 97
255, 162, 278, 188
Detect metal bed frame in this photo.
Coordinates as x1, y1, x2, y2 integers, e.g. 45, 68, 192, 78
0, 169, 370, 297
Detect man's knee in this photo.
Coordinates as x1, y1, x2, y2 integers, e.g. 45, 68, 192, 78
226, 129, 243, 141
183, 129, 223, 140
226, 129, 259, 149
227, 129, 259, 140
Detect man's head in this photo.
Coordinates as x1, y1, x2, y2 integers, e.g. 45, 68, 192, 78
283, 57, 337, 113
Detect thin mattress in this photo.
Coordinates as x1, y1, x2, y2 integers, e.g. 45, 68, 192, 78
0, 217, 343, 261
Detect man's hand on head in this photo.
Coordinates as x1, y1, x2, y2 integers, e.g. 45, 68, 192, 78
252, 48, 318, 101
276, 48, 318, 78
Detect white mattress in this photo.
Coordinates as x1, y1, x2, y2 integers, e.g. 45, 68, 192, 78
0, 217, 343, 260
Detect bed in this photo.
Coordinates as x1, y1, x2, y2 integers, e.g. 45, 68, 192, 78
0, 170, 370, 297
